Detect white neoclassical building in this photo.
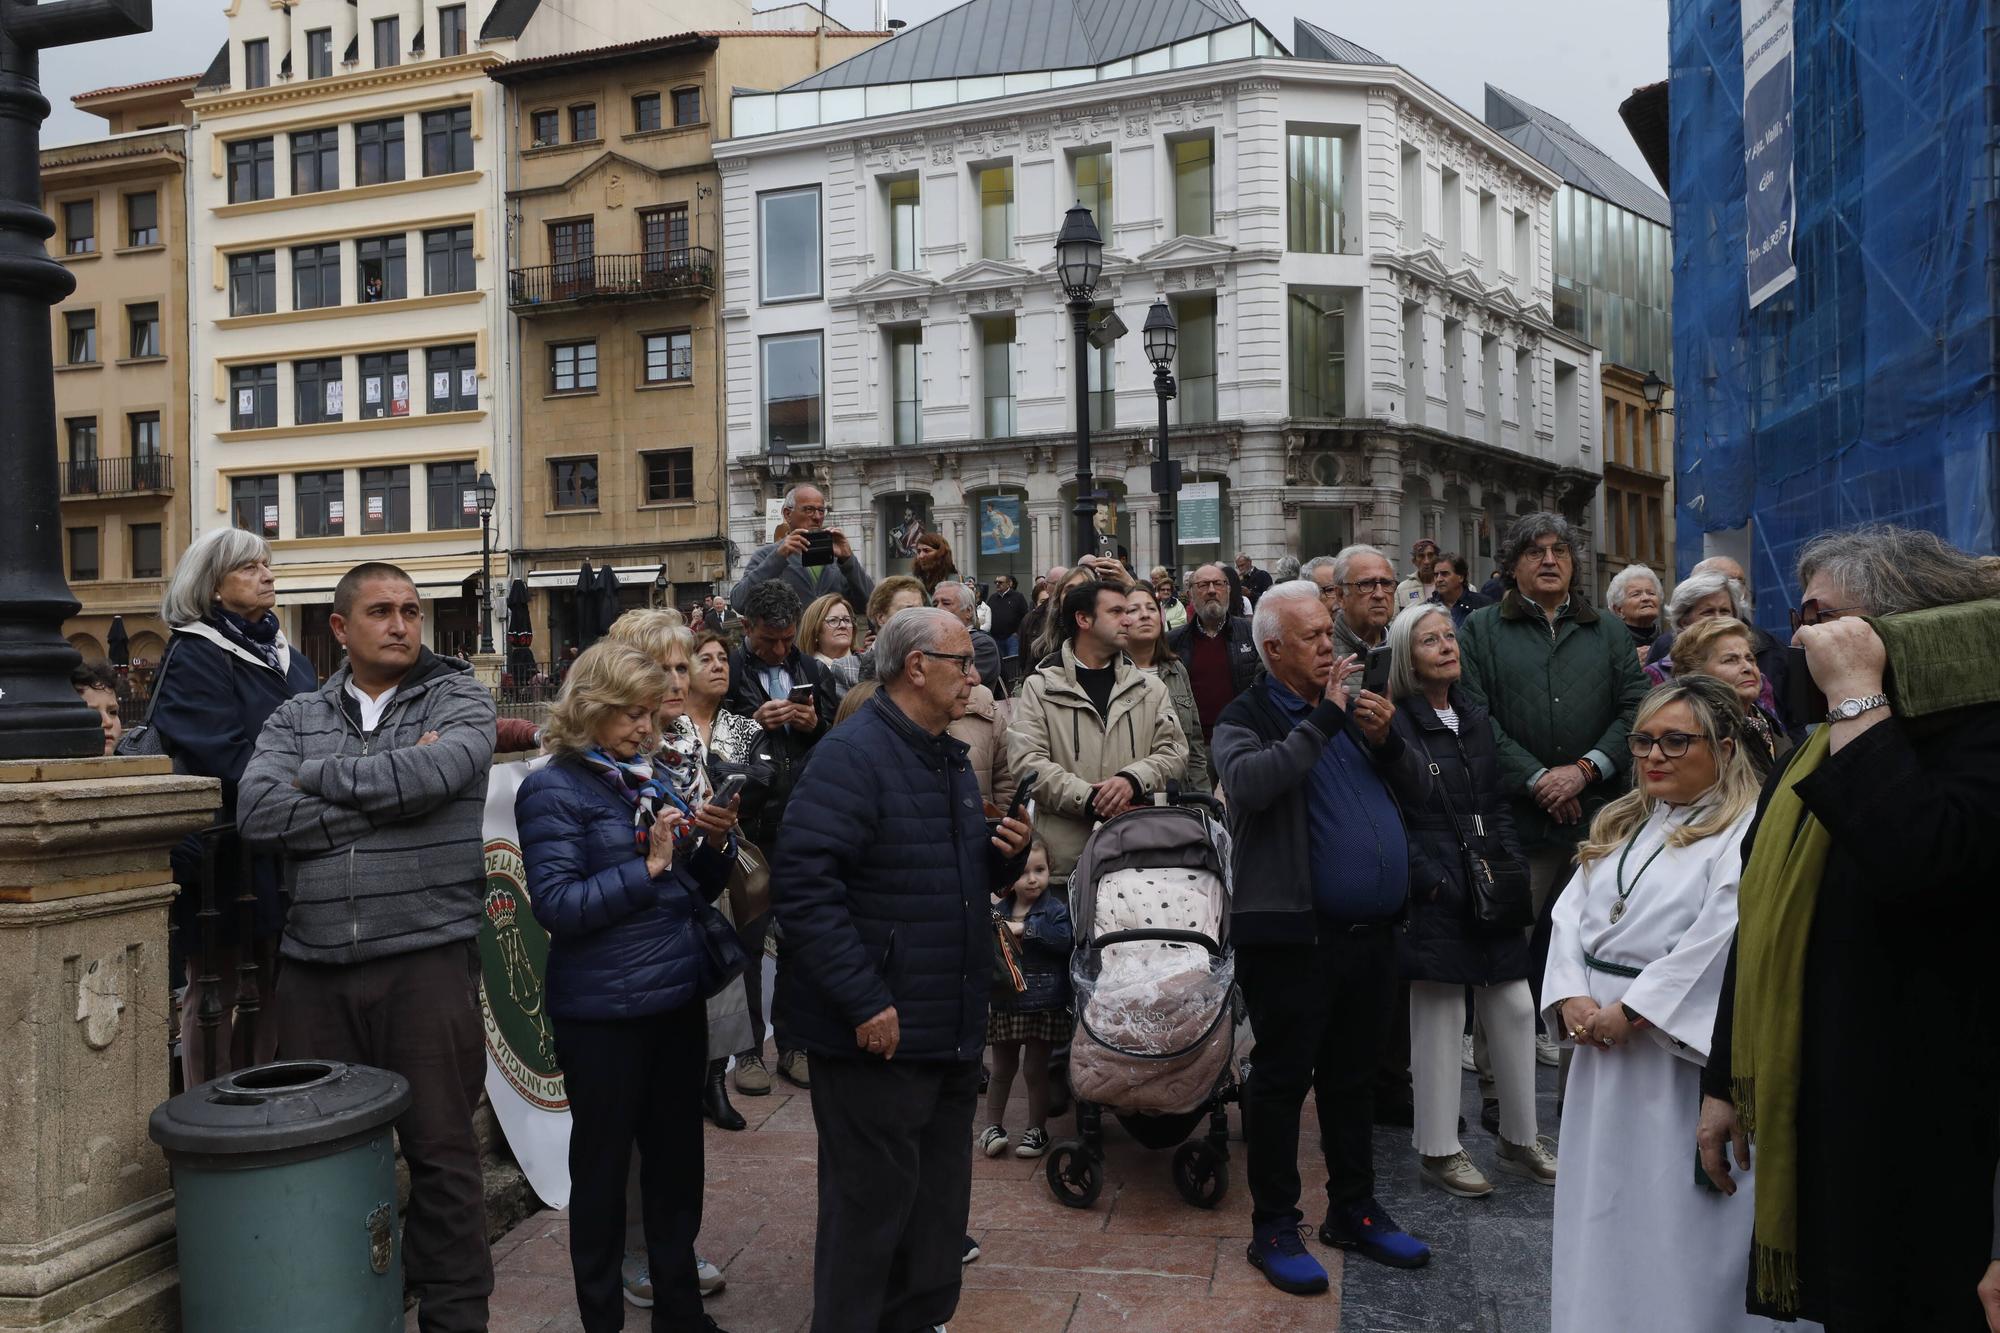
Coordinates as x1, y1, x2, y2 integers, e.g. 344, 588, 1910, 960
713, 7, 1603, 591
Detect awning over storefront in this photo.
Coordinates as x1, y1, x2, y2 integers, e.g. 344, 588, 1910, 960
273, 567, 484, 607
522, 564, 664, 590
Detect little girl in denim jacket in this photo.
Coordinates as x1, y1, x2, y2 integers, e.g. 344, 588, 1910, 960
978, 838, 1073, 1161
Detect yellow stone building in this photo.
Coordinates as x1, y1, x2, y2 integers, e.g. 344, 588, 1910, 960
47, 76, 201, 666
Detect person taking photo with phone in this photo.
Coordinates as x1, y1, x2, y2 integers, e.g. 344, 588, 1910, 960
730, 484, 876, 613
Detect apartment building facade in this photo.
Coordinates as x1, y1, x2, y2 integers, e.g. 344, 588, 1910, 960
489, 22, 883, 664
715, 9, 1603, 591
48, 77, 200, 666
185, 0, 753, 678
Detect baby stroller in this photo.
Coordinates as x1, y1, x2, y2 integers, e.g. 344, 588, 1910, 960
1045, 794, 1240, 1210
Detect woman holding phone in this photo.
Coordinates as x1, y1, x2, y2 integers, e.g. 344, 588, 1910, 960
515, 643, 740, 1333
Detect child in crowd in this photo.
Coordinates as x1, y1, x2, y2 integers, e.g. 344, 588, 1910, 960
978, 837, 1074, 1160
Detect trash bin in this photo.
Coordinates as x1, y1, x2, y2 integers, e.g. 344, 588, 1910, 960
149, 1060, 413, 1333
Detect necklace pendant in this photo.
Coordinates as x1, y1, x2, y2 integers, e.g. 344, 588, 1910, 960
1609, 900, 1626, 924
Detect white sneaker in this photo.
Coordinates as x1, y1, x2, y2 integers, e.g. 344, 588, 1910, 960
1535, 1032, 1560, 1067
622, 1251, 725, 1303
1460, 1033, 1477, 1072
621, 1252, 653, 1308
978, 1124, 1009, 1157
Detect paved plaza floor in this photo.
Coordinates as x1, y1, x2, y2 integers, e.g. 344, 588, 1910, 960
443, 1041, 1562, 1333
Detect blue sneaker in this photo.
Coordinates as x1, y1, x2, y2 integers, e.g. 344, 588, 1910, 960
1320, 1198, 1431, 1269
1246, 1218, 1330, 1295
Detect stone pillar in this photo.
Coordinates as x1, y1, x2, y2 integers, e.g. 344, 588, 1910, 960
0, 756, 221, 1333
469, 653, 504, 690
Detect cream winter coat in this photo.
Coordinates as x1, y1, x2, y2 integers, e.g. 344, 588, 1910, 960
1007, 643, 1190, 876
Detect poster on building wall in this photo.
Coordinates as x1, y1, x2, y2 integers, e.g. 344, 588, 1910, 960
328, 499, 345, 528
326, 381, 344, 416
368, 494, 384, 521
1742, 0, 1797, 307
391, 374, 410, 416
979, 496, 1022, 555
1179, 482, 1221, 546
261, 504, 278, 536
433, 372, 451, 402
463, 488, 479, 517
887, 503, 928, 559
764, 498, 785, 542
236, 389, 253, 418
461, 369, 479, 399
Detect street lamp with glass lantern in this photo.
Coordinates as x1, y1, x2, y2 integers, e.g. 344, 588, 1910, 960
1142, 298, 1180, 567
1640, 369, 1673, 413
1055, 205, 1104, 562
474, 470, 497, 655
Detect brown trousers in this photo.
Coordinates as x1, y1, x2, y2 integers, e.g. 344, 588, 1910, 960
278, 939, 493, 1333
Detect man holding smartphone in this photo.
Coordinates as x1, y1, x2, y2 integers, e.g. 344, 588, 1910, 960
723, 580, 836, 1094
729, 484, 875, 612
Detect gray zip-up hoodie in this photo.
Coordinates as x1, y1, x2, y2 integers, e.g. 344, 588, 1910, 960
238, 648, 496, 964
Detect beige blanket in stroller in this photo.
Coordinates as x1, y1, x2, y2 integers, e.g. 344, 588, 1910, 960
1067, 866, 1236, 1116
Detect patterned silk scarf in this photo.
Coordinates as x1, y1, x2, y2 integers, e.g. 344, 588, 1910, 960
581, 748, 689, 854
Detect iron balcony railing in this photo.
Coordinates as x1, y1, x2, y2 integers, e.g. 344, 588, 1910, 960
62, 454, 173, 497
507, 248, 715, 309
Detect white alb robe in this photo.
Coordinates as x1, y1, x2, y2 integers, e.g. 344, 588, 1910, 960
1542, 803, 1803, 1333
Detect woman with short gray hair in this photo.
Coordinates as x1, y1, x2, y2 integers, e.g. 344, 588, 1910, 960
1645, 571, 1751, 687
150, 526, 318, 1084
1604, 564, 1665, 655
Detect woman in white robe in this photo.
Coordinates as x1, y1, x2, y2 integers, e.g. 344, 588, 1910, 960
1543, 676, 1802, 1333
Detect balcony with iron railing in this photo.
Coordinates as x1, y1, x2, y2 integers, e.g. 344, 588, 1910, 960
61, 455, 174, 499
507, 248, 715, 311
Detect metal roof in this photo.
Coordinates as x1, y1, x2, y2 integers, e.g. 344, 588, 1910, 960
1484, 85, 1669, 227
480, 0, 543, 41
783, 0, 1252, 91
1291, 19, 1386, 66
196, 41, 228, 91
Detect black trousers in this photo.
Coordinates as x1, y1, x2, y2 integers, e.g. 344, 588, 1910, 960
736, 913, 794, 1059
553, 1003, 708, 1332
807, 1055, 979, 1333
277, 941, 493, 1333
1237, 925, 1398, 1224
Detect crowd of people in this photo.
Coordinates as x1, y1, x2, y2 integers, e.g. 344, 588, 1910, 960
125, 488, 2000, 1333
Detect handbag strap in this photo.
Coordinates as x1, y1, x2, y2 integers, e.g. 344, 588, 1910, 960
1409, 728, 1483, 862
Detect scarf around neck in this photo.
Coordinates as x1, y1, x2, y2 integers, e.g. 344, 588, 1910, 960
211, 608, 283, 670
1730, 723, 1832, 1315
581, 748, 690, 855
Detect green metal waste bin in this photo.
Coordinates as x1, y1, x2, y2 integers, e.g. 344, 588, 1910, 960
149, 1060, 413, 1333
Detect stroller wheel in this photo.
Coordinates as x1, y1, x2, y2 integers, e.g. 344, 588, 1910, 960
1045, 1141, 1102, 1209
1172, 1140, 1229, 1209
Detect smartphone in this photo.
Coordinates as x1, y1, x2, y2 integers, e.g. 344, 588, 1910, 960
801, 529, 838, 567
787, 682, 817, 706
1004, 770, 1039, 824
709, 772, 748, 807
1361, 643, 1393, 698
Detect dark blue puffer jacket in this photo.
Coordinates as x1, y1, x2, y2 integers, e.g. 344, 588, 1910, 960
773, 691, 1027, 1063
515, 755, 734, 1021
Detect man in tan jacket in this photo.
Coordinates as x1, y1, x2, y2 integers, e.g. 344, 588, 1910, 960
1007, 579, 1190, 877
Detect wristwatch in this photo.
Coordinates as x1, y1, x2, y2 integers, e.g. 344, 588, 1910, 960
1825, 694, 1889, 725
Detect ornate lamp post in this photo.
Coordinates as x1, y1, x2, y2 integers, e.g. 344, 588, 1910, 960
1055, 205, 1104, 563
475, 469, 497, 655
1142, 298, 1180, 569
0, 0, 154, 759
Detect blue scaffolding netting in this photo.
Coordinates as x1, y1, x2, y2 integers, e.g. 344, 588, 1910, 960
1669, 0, 2000, 634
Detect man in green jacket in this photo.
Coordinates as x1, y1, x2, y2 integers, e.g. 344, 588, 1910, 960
1457, 514, 1649, 1054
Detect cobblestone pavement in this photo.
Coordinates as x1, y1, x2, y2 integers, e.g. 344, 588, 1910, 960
439, 1041, 1560, 1333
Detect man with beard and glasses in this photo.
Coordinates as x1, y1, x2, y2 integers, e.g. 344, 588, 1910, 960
1169, 562, 1262, 744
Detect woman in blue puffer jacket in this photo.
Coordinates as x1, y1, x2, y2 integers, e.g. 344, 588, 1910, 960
516, 642, 738, 1333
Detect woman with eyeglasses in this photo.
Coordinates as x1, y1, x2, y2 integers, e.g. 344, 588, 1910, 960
1541, 675, 1771, 1333
799, 592, 861, 701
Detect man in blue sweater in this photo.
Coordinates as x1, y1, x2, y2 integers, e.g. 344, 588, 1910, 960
1211, 580, 1432, 1295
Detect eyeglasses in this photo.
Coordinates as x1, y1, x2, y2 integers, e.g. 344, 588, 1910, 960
1342, 578, 1398, 595
1190, 577, 1228, 589
1627, 731, 1706, 758
1789, 599, 1863, 631
790, 503, 828, 516
919, 650, 980, 676
823, 616, 854, 628
1525, 542, 1572, 561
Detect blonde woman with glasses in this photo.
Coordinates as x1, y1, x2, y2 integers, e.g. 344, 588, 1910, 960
799, 593, 861, 700
1541, 675, 1780, 1333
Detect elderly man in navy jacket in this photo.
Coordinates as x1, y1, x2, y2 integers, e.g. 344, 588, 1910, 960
774, 607, 1031, 1333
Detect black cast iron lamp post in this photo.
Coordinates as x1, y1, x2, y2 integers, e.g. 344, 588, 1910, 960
475, 469, 497, 655
1142, 298, 1180, 569
1056, 204, 1104, 563
1640, 369, 1672, 412
0, 0, 153, 759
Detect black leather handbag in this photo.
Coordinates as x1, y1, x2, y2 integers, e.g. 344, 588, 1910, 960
685, 883, 748, 999
1415, 741, 1533, 932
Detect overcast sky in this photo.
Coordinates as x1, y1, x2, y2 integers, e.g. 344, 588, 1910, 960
42, 0, 1667, 187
